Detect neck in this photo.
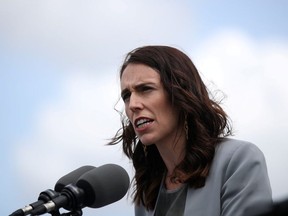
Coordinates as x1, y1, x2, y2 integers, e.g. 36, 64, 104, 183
156, 131, 186, 181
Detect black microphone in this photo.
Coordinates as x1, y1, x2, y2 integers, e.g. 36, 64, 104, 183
30, 164, 130, 215
54, 165, 95, 192
9, 165, 95, 216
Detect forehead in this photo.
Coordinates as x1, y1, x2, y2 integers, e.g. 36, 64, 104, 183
120, 64, 161, 89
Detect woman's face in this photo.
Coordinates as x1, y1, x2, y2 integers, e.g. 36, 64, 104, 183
120, 63, 182, 146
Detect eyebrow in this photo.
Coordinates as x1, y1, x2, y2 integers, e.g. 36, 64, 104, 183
121, 82, 156, 98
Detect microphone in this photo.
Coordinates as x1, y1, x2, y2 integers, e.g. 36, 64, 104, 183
30, 164, 130, 215
77, 163, 130, 208
54, 165, 95, 192
9, 165, 95, 216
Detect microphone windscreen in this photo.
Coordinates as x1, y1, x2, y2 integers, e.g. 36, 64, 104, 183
76, 164, 130, 208
54, 165, 95, 192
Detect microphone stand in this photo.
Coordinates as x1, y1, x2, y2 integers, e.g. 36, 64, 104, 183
47, 184, 84, 216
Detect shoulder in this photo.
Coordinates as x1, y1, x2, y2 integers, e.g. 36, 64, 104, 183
212, 138, 268, 176
211, 138, 273, 215
215, 138, 265, 160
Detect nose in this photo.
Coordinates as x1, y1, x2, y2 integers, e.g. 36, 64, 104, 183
128, 93, 143, 112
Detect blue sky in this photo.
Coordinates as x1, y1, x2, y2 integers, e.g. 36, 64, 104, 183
1, 1, 288, 215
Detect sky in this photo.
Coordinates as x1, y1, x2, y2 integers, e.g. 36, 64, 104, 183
1, 0, 288, 215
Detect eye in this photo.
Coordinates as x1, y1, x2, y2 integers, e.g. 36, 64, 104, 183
121, 91, 131, 102
140, 85, 153, 92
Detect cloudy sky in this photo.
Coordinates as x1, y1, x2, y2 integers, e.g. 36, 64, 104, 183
1, 0, 288, 215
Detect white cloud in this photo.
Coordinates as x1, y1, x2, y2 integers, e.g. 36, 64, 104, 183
0, 0, 194, 68
10, 72, 133, 215
194, 29, 288, 199
12, 71, 133, 215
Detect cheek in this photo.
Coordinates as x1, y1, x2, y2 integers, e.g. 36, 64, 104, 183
163, 105, 180, 125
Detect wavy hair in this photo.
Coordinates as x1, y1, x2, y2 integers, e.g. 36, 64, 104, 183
109, 45, 232, 210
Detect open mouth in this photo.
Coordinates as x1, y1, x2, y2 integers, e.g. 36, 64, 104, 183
135, 118, 154, 129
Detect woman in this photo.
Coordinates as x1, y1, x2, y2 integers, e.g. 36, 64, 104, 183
109, 45, 272, 216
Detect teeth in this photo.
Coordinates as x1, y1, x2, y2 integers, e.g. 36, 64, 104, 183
136, 118, 152, 128
137, 119, 147, 125
138, 122, 150, 128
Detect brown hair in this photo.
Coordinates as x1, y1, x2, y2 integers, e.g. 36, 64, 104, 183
109, 45, 232, 210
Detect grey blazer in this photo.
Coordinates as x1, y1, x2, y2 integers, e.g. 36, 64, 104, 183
135, 138, 273, 216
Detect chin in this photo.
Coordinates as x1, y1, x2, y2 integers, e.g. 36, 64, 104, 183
138, 134, 159, 146
139, 138, 154, 146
